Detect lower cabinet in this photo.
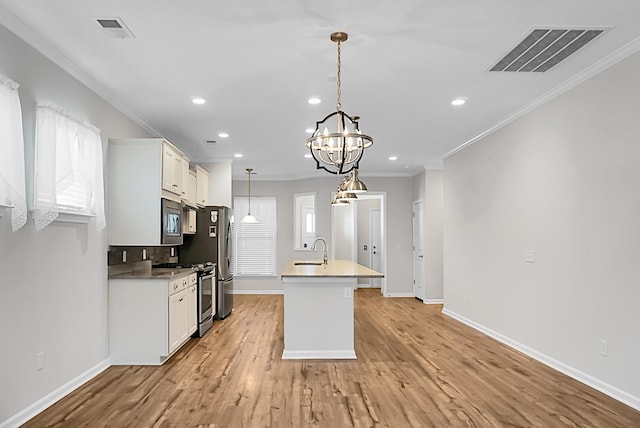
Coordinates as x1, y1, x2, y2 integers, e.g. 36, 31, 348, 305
187, 282, 198, 336
109, 272, 198, 365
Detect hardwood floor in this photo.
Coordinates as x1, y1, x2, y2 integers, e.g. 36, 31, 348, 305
24, 290, 639, 427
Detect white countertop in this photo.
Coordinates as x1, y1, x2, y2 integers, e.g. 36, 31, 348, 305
281, 259, 384, 279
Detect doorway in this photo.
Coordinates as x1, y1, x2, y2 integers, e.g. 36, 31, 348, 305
331, 192, 387, 295
412, 200, 425, 301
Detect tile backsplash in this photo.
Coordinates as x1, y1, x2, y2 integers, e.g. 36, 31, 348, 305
107, 246, 179, 277
108, 246, 178, 266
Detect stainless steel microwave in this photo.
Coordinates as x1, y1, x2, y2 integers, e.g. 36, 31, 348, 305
161, 198, 183, 245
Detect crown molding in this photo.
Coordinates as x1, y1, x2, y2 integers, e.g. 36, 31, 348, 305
445, 35, 640, 159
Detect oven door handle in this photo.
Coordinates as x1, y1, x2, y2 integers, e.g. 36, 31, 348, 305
200, 273, 215, 280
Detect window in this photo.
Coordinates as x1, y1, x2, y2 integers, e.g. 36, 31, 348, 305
294, 192, 316, 250
232, 196, 277, 276
0, 74, 27, 231
33, 104, 105, 230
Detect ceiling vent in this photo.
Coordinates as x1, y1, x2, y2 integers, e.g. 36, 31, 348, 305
94, 17, 135, 39
490, 28, 605, 72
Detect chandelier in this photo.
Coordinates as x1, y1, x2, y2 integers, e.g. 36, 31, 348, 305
305, 32, 373, 175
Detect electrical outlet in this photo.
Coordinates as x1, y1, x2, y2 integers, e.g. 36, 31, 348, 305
600, 340, 608, 357
524, 250, 535, 263
36, 352, 44, 371
142, 249, 147, 260
344, 287, 352, 299
122, 250, 127, 263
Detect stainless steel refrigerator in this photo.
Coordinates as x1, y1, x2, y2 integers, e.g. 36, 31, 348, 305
181, 206, 234, 319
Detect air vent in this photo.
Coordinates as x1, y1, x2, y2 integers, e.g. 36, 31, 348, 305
490, 28, 604, 72
94, 17, 135, 39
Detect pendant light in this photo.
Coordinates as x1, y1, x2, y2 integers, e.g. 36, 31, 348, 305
305, 32, 373, 175
342, 168, 367, 193
241, 168, 258, 223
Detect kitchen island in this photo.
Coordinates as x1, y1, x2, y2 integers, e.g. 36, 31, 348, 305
280, 259, 383, 359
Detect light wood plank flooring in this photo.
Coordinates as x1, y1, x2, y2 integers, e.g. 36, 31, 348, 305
24, 290, 640, 427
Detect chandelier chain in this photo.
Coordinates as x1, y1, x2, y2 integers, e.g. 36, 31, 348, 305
336, 40, 342, 112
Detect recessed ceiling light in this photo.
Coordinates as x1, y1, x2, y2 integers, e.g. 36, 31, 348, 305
234, 153, 243, 158
192, 97, 206, 105
218, 132, 229, 138
304, 154, 312, 158
308, 97, 321, 105
305, 128, 315, 134
451, 98, 466, 106
389, 156, 398, 161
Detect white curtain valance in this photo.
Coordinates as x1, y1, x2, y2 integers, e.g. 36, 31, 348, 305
0, 74, 27, 231
33, 103, 105, 230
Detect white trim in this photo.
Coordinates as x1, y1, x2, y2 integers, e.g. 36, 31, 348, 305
0, 358, 111, 428
281, 350, 357, 360
233, 289, 283, 295
424, 299, 444, 305
445, 35, 640, 159
442, 309, 640, 411
386, 292, 415, 298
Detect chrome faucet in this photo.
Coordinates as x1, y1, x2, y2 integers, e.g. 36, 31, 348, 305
311, 237, 328, 265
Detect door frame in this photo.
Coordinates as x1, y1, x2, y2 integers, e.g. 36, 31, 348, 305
412, 199, 425, 301
331, 192, 387, 296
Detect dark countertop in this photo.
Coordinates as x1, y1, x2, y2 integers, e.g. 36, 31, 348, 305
108, 267, 195, 280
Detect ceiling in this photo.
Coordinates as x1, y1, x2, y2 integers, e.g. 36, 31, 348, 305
2, 1, 640, 180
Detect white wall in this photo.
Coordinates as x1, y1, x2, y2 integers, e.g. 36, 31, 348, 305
412, 170, 444, 301
0, 23, 152, 424
231, 176, 414, 295
443, 51, 640, 405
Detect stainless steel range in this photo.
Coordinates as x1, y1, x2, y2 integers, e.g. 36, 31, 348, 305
154, 262, 215, 337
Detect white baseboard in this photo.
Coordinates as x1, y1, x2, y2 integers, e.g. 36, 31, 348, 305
282, 350, 357, 360
233, 289, 283, 295
385, 293, 415, 298
442, 309, 640, 411
1, 358, 111, 428
424, 299, 444, 305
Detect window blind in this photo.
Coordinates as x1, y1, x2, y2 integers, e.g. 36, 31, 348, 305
232, 196, 277, 276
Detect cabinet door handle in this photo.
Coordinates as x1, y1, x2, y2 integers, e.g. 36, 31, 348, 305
179, 298, 184, 302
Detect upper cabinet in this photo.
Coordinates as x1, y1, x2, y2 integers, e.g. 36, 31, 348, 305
195, 165, 209, 207
108, 137, 210, 245
162, 143, 184, 197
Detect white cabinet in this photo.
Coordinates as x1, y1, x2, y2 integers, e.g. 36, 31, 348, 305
109, 272, 198, 365
168, 287, 188, 353
187, 277, 198, 336
109, 138, 187, 246
184, 169, 197, 207
182, 207, 197, 234
162, 143, 183, 196
195, 165, 209, 207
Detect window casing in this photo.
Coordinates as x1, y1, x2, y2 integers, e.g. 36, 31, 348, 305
232, 196, 277, 276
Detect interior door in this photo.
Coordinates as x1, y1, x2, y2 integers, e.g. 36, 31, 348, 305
413, 200, 425, 301
370, 209, 382, 288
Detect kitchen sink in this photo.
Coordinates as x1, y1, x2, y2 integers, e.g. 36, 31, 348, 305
294, 261, 323, 266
